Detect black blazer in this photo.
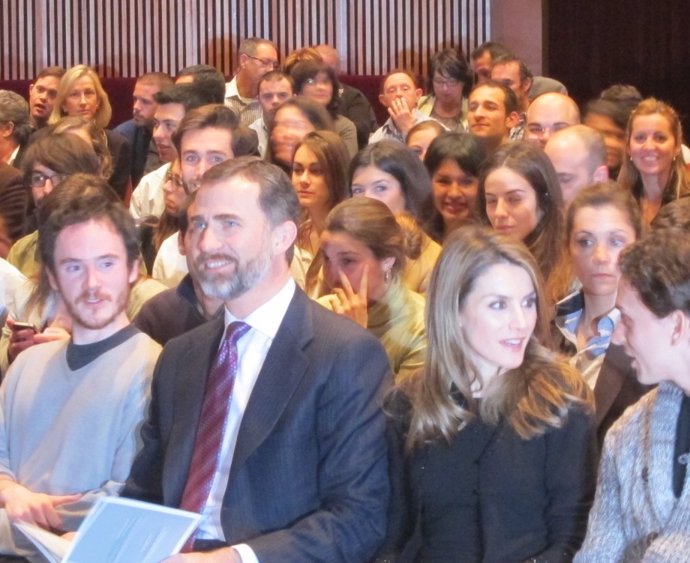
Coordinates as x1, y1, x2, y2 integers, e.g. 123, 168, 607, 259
123, 288, 392, 562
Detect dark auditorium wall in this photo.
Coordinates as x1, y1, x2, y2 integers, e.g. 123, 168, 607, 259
546, 0, 690, 135
0, 0, 490, 80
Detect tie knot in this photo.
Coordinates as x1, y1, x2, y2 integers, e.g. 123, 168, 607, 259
224, 321, 250, 345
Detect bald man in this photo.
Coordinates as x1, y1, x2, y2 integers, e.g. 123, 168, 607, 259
525, 92, 581, 148
544, 124, 609, 205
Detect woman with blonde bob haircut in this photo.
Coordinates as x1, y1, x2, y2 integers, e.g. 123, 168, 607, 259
381, 225, 596, 562
48, 64, 112, 129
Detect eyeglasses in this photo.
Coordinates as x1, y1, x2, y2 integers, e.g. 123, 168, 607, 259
165, 169, 189, 193
30, 171, 64, 189
247, 54, 279, 69
433, 77, 461, 89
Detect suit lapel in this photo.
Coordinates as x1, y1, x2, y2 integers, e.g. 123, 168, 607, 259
228, 290, 314, 484
594, 344, 630, 425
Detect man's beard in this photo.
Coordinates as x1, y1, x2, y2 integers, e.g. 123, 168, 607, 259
63, 287, 129, 331
194, 244, 272, 301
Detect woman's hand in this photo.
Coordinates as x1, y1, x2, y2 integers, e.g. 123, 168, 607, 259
330, 265, 369, 328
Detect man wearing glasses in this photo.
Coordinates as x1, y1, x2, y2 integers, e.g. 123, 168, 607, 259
225, 38, 279, 127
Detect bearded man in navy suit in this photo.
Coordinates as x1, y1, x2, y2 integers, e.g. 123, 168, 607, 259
123, 156, 391, 563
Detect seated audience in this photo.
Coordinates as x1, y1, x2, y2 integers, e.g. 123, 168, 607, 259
175, 64, 226, 104
224, 37, 279, 125
27, 66, 65, 132
114, 71, 173, 185
554, 183, 648, 446
350, 139, 440, 293
417, 48, 472, 132
291, 130, 350, 260
0, 90, 30, 168
290, 61, 358, 158
467, 80, 519, 154
266, 96, 334, 173
617, 97, 690, 225
525, 92, 581, 147
405, 119, 445, 160
477, 140, 564, 287
249, 70, 294, 157
490, 52, 532, 139
0, 174, 161, 560
0, 162, 26, 252
576, 227, 690, 561
424, 131, 487, 242
544, 124, 609, 205
370, 69, 435, 144
47, 64, 132, 200
314, 43, 379, 148
316, 197, 426, 382
382, 225, 596, 562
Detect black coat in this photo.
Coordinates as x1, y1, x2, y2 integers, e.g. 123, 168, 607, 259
380, 392, 598, 563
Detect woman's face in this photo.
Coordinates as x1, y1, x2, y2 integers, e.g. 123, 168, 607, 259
270, 106, 315, 166
162, 160, 187, 216
569, 204, 636, 298
320, 230, 393, 303
432, 159, 479, 231
460, 262, 538, 381
61, 75, 100, 120
351, 165, 407, 214
406, 127, 441, 160
484, 166, 542, 242
432, 71, 464, 106
291, 144, 330, 214
301, 72, 334, 107
628, 113, 679, 180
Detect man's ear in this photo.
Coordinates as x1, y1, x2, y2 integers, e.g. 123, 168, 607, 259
592, 164, 609, 183
272, 221, 298, 255
505, 111, 520, 129
177, 231, 186, 256
522, 77, 533, 97
0, 121, 14, 140
670, 310, 690, 346
239, 53, 249, 69
378, 93, 387, 108
414, 88, 423, 101
128, 258, 142, 285
47, 268, 58, 291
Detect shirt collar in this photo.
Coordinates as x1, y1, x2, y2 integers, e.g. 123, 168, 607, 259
223, 277, 296, 340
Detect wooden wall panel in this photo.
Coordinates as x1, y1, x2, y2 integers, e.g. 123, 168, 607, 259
1, 0, 490, 79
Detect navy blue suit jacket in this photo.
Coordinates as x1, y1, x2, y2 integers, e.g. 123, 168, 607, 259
123, 288, 391, 562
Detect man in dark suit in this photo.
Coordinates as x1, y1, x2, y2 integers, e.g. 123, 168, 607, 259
123, 157, 391, 563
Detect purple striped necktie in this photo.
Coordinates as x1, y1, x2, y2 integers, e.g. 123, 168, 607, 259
180, 321, 250, 550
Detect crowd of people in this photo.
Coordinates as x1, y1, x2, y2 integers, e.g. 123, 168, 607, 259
0, 35, 689, 562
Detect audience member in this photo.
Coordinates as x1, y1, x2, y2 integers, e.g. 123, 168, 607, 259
50, 116, 114, 179
0, 162, 26, 252
467, 80, 519, 154
490, 53, 532, 140
123, 157, 391, 562
576, 228, 690, 561
175, 64, 225, 104
525, 92, 580, 147
47, 65, 131, 200
314, 43, 378, 148
544, 124, 609, 205
290, 61, 358, 157
266, 96, 334, 173
350, 139, 440, 294
382, 225, 595, 562
424, 131, 486, 242
114, 71, 173, 185
417, 48, 472, 133
248, 70, 294, 157
27, 66, 65, 131
370, 69, 434, 144
8, 133, 101, 278
0, 91, 30, 168
0, 174, 161, 560
405, 119, 445, 160
317, 197, 426, 382
477, 140, 564, 285
291, 130, 350, 259
554, 183, 648, 446
224, 37, 279, 126
130, 82, 215, 221
617, 97, 690, 225
470, 41, 510, 84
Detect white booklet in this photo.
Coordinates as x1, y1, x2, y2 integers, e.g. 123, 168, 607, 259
14, 496, 201, 563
